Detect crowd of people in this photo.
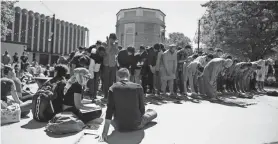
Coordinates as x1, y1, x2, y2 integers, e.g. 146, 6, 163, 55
1, 32, 277, 140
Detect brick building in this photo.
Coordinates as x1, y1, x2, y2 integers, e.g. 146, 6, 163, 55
116, 7, 166, 50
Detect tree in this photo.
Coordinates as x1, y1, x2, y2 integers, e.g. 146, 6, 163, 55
1, 1, 17, 40
165, 32, 192, 48
200, 1, 278, 61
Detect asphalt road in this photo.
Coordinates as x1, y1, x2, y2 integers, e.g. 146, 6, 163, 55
2, 84, 278, 144
78, 91, 278, 144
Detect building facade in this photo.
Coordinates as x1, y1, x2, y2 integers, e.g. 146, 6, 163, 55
116, 7, 166, 50
2, 7, 89, 65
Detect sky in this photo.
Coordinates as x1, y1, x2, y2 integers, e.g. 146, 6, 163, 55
16, 0, 208, 47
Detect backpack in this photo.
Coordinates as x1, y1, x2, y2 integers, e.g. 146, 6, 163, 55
45, 112, 85, 135
32, 78, 65, 122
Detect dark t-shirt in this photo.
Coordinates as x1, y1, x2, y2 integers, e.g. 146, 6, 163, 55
90, 53, 103, 64
20, 55, 28, 63
13, 55, 19, 63
105, 80, 145, 131
63, 82, 82, 107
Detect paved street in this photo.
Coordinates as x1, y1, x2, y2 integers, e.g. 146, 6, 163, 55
2, 85, 278, 144
78, 92, 278, 144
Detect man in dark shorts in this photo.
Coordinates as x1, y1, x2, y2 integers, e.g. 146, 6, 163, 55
100, 68, 157, 141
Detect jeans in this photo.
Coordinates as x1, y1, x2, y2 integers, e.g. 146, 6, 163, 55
153, 71, 161, 92
103, 66, 117, 98
141, 67, 154, 93
134, 69, 141, 84
86, 78, 95, 99
93, 72, 100, 98
174, 71, 184, 93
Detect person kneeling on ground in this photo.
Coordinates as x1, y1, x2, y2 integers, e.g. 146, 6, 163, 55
63, 68, 102, 123
101, 68, 157, 141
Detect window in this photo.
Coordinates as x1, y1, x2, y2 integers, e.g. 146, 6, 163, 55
156, 13, 164, 21
143, 11, 156, 18
124, 11, 136, 17
124, 23, 135, 48
144, 23, 155, 33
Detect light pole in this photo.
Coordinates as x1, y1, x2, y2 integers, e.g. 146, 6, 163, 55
50, 14, 55, 64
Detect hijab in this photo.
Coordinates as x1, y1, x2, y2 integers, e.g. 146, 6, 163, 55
63, 68, 90, 95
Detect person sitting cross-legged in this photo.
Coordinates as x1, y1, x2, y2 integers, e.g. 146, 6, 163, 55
62, 68, 102, 123
100, 68, 157, 141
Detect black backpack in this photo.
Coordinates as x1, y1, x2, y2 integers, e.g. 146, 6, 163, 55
32, 78, 66, 122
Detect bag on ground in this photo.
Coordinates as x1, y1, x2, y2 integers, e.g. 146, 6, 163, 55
1, 101, 21, 125
45, 112, 86, 135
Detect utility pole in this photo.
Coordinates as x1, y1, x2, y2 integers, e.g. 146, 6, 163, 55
197, 19, 201, 52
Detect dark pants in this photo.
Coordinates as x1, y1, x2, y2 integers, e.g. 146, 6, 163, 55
87, 78, 95, 99
174, 71, 184, 93
64, 107, 102, 123
103, 66, 116, 98
250, 77, 257, 91
141, 75, 148, 94
226, 78, 233, 92
147, 70, 154, 93
217, 75, 225, 92
93, 72, 100, 98
112, 109, 157, 132
141, 67, 154, 94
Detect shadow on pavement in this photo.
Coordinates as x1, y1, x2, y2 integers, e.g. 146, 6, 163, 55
145, 94, 198, 105
106, 122, 157, 144
264, 142, 278, 144
144, 93, 257, 108
21, 119, 47, 129
45, 131, 80, 138
209, 99, 253, 108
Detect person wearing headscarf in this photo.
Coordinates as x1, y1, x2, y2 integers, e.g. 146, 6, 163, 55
198, 58, 233, 100
63, 68, 102, 123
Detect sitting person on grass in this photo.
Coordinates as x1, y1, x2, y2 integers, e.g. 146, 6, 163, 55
100, 68, 157, 141
62, 68, 102, 123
